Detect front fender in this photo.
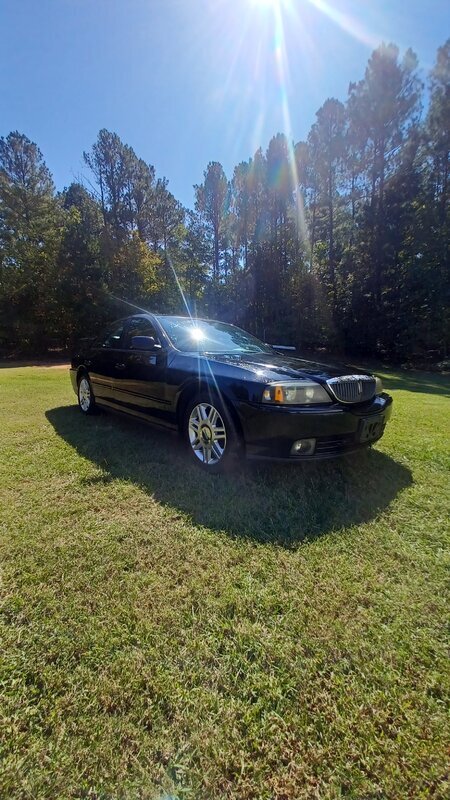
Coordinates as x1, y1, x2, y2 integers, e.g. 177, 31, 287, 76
174, 376, 246, 440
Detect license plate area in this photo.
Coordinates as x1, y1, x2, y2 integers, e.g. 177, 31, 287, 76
358, 414, 385, 443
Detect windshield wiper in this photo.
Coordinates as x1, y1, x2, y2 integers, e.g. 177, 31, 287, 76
202, 351, 240, 356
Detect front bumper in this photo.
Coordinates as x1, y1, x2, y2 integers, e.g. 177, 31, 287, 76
236, 394, 393, 460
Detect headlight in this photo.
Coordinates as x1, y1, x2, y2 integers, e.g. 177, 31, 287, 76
262, 381, 332, 405
375, 376, 383, 395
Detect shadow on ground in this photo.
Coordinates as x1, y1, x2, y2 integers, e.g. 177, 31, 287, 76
47, 406, 413, 547
299, 350, 450, 397
380, 370, 450, 397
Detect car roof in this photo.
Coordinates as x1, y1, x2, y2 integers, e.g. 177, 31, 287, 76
130, 312, 232, 326
156, 313, 239, 325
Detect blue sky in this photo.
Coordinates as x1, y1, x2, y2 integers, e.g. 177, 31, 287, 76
1, 0, 448, 209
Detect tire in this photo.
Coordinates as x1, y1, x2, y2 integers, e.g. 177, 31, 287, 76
183, 391, 241, 472
77, 374, 96, 415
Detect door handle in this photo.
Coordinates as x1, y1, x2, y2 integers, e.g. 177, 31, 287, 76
115, 363, 126, 370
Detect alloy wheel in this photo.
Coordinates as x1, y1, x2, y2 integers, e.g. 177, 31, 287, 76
78, 377, 91, 412
188, 402, 227, 465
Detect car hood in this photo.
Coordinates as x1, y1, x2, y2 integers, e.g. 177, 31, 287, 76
204, 353, 370, 383
205, 352, 369, 383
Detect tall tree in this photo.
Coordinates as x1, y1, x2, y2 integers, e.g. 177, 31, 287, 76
56, 183, 105, 346
418, 40, 450, 355
307, 99, 346, 315
0, 131, 62, 350
347, 44, 422, 314
427, 40, 450, 221
195, 162, 228, 283
245, 147, 268, 334
231, 160, 252, 271
84, 129, 130, 239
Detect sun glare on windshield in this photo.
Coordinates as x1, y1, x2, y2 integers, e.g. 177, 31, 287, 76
190, 327, 206, 341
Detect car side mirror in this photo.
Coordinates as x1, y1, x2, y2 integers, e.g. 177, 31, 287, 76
130, 335, 162, 351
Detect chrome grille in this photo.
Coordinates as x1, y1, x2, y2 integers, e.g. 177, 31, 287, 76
326, 375, 375, 404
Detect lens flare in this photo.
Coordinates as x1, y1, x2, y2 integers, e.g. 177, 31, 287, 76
270, 0, 309, 245
306, 0, 382, 49
191, 327, 206, 341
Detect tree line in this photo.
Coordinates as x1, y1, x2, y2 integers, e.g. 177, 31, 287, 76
1, 40, 448, 361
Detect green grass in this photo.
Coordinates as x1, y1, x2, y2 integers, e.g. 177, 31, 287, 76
0, 365, 449, 800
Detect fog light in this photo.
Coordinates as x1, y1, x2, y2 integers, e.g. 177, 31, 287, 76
290, 438, 316, 456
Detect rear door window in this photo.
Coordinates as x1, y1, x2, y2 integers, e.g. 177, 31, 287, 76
100, 322, 125, 349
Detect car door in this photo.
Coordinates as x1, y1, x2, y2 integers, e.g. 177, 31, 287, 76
88, 320, 127, 404
112, 317, 172, 424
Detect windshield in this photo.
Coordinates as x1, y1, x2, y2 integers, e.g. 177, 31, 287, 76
156, 316, 274, 355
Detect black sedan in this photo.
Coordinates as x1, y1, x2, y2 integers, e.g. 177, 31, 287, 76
70, 313, 393, 470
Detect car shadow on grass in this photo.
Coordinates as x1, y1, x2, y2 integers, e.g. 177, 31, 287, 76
380, 371, 450, 397
46, 406, 413, 547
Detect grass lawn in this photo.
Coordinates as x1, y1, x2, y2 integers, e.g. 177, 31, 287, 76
0, 364, 449, 799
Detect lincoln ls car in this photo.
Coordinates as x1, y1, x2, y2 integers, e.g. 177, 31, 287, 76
70, 314, 393, 470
